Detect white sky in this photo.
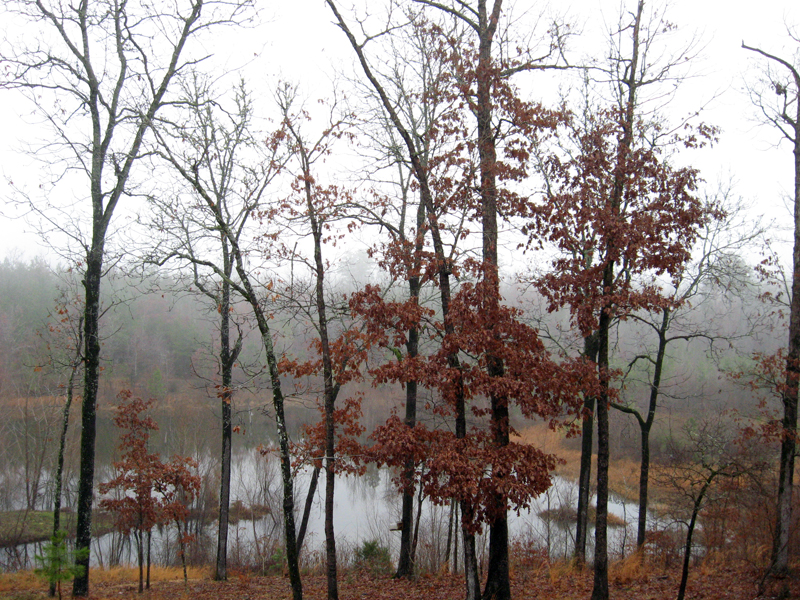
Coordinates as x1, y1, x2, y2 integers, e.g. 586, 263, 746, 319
0, 0, 798, 263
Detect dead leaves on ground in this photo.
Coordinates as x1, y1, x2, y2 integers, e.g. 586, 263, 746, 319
8, 561, 788, 600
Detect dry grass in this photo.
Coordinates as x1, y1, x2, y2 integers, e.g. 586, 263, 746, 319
0, 570, 39, 593
609, 552, 652, 585
91, 565, 207, 585
0, 565, 208, 595
514, 423, 644, 504
546, 559, 579, 587
0, 558, 770, 600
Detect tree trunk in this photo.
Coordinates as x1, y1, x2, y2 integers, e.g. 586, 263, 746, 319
215, 245, 240, 581
396, 207, 423, 577
396, 471, 416, 577
456, 356, 479, 600
299, 144, 340, 600
472, 3, 509, 598
324, 442, 337, 600
179, 520, 188, 586
575, 334, 598, 564
677, 483, 710, 600
296, 464, 320, 553
137, 529, 144, 594
411, 483, 424, 564
635, 307, 668, 551
453, 501, 460, 574
50, 335, 81, 597
482, 387, 510, 600
461, 503, 481, 600
233, 253, 303, 600
216, 387, 232, 580
591, 283, 612, 600
575, 396, 594, 565
73, 249, 104, 597
146, 529, 151, 590
445, 498, 455, 568
591, 7, 642, 598
637, 423, 651, 550
774, 98, 800, 574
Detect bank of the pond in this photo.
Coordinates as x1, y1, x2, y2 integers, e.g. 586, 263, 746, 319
0, 510, 116, 547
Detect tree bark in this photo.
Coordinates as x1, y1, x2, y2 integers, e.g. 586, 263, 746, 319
636, 308, 668, 550
234, 255, 303, 600
575, 335, 598, 564
740, 41, 800, 577
774, 76, 800, 576
215, 379, 232, 580
591, 290, 612, 600
50, 323, 82, 597
472, 2, 510, 598
296, 464, 321, 553
137, 528, 144, 593
396, 200, 425, 578
215, 241, 241, 581
74, 249, 104, 597
677, 481, 711, 600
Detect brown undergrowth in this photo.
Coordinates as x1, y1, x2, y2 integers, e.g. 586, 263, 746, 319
0, 559, 779, 600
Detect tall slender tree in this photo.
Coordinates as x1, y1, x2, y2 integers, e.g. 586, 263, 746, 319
152, 81, 305, 600
611, 193, 758, 552
277, 88, 355, 600
0, 1, 250, 593
324, 3, 480, 595
146, 77, 258, 581
742, 36, 800, 576
531, 7, 718, 597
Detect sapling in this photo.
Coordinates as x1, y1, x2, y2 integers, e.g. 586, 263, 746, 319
35, 530, 89, 600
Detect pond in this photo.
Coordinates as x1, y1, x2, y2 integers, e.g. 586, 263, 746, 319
0, 447, 649, 573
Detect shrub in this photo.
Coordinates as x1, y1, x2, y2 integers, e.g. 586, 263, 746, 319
353, 539, 393, 576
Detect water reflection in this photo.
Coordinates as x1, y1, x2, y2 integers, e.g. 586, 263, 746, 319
1, 446, 651, 572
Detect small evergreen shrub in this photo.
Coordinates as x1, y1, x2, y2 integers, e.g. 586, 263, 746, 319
34, 530, 89, 600
353, 539, 393, 576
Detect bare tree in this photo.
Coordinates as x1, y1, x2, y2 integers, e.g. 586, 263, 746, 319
742, 33, 800, 576
37, 281, 84, 597
151, 79, 306, 599
0, 0, 251, 594
145, 76, 266, 581
611, 190, 761, 553
655, 419, 756, 600
276, 87, 355, 600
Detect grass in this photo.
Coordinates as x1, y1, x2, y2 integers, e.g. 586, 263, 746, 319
0, 565, 208, 595
514, 423, 649, 505
0, 510, 116, 547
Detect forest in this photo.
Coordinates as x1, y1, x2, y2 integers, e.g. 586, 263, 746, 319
0, 1, 798, 600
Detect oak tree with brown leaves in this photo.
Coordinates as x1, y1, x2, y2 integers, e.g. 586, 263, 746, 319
100, 392, 200, 594
531, 80, 718, 600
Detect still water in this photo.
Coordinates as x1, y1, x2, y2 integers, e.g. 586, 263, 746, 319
1, 447, 644, 571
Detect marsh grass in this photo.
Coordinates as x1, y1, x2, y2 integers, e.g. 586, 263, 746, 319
0, 510, 116, 547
